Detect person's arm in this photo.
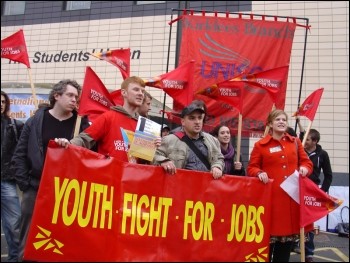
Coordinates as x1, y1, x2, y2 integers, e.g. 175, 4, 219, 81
210, 136, 224, 172
320, 150, 333, 192
296, 117, 305, 141
12, 119, 31, 191
247, 144, 269, 184
153, 135, 173, 165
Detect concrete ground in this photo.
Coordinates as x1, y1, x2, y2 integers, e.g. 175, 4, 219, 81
1, 226, 348, 262
290, 231, 349, 262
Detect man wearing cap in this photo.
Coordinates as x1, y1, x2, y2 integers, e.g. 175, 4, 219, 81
153, 100, 224, 179
161, 124, 170, 137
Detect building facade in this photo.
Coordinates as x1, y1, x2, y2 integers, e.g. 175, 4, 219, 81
1, 1, 349, 181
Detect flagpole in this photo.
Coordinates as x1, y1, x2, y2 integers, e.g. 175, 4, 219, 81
302, 121, 312, 146
161, 12, 174, 127
27, 68, 38, 110
300, 227, 305, 262
263, 104, 276, 136
295, 18, 309, 133
235, 113, 243, 162
74, 115, 82, 137
300, 120, 312, 263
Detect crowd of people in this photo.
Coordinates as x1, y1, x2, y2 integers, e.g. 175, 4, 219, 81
1, 77, 333, 262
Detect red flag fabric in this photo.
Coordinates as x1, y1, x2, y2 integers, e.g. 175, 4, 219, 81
178, 14, 297, 136
145, 61, 195, 108
1, 29, 31, 68
110, 89, 123, 105
91, 48, 130, 80
293, 88, 324, 121
78, 66, 115, 122
229, 66, 289, 103
299, 176, 343, 227
196, 82, 243, 113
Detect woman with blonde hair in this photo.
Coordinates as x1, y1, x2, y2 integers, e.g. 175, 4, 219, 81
247, 109, 313, 262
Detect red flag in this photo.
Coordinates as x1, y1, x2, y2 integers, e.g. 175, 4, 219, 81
1, 29, 31, 68
196, 82, 243, 113
145, 60, 195, 108
299, 176, 343, 227
195, 66, 288, 114
110, 89, 123, 106
229, 66, 289, 102
293, 88, 324, 121
91, 48, 130, 79
78, 67, 115, 122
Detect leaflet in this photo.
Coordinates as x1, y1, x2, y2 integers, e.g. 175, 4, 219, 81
128, 116, 161, 162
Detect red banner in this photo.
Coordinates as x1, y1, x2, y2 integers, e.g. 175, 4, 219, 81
178, 15, 297, 135
1, 29, 31, 68
91, 48, 130, 79
24, 142, 273, 262
78, 66, 115, 122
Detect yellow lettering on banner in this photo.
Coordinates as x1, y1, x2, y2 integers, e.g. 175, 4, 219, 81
227, 204, 264, 242
52, 177, 113, 229
183, 201, 214, 240
121, 193, 172, 237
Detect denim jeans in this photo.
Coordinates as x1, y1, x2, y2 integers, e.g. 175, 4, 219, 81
305, 231, 315, 257
1, 180, 21, 262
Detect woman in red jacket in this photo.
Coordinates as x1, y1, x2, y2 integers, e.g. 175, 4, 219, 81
247, 109, 313, 262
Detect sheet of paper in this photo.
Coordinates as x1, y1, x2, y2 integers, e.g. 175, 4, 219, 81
280, 170, 300, 204
136, 116, 161, 136
129, 116, 161, 161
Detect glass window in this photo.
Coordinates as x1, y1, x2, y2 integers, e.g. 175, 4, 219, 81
65, 1, 91, 11
136, 1, 165, 5
3, 1, 25, 15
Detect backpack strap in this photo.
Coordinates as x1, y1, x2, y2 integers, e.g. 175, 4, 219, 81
174, 131, 211, 170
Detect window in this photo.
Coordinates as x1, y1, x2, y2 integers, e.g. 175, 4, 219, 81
65, 1, 91, 11
136, 1, 165, 5
3, 1, 25, 15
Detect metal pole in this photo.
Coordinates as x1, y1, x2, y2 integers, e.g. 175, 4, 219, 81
295, 18, 309, 133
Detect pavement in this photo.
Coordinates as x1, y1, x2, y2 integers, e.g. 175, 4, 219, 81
290, 231, 349, 262
1, 226, 348, 262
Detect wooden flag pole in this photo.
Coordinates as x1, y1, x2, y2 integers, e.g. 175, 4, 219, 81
299, 120, 312, 262
27, 68, 38, 110
263, 104, 276, 137
300, 227, 305, 262
302, 121, 313, 146
74, 115, 82, 137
